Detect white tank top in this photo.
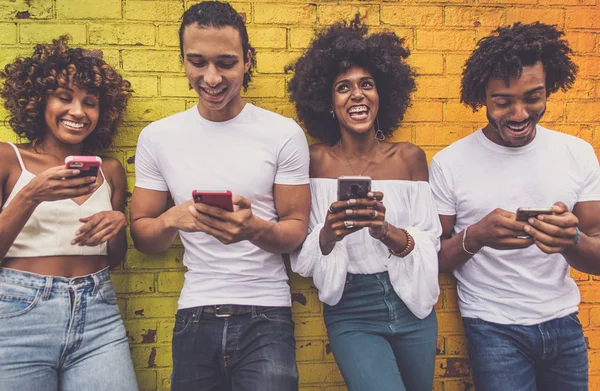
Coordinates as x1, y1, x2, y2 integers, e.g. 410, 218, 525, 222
3, 143, 112, 257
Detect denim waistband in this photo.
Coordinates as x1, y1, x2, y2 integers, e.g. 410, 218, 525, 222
0, 267, 111, 291
345, 271, 390, 283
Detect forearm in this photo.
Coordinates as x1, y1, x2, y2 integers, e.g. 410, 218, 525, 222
380, 225, 413, 254
563, 233, 600, 275
0, 191, 39, 258
438, 230, 480, 272
107, 230, 127, 266
131, 213, 179, 254
250, 217, 307, 254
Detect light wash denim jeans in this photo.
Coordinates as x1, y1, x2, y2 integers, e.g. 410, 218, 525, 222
0, 267, 138, 391
171, 306, 298, 391
463, 314, 588, 391
324, 272, 438, 391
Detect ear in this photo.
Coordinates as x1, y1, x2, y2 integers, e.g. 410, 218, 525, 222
244, 49, 252, 73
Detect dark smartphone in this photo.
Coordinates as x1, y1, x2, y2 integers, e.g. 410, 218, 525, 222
516, 207, 554, 222
192, 190, 234, 212
337, 176, 372, 201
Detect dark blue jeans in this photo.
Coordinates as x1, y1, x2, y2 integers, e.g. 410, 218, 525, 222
171, 306, 298, 391
324, 272, 438, 391
463, 313, 588, 391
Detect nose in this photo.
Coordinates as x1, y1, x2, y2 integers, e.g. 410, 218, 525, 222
204, 64, 222, 87
350, 86, 364, 101
510, 102, 529, 122
69, 99, 85, 118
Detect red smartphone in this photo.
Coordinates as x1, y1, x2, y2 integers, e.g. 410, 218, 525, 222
65, 156, 102, 179
192, 190, 234, 212
337, 176, 372, 201
516, 207, 554, 222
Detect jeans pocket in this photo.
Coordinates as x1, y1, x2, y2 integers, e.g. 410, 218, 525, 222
173, 309, 195, 337
566, 312, 582, 327
97, 281, 118, 305
258, 308, 295, 327
0, 283, 41, 319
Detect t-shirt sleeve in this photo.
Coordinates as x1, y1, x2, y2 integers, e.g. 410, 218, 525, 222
429, 157, 456, 215
578, 143, 600, 202
134, 126, 169, 191
274, 119, 310, 185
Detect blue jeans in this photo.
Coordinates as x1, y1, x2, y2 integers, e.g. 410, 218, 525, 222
463, 314, 588, 391
0, 267, 138, 391
324, 272, 438, 391
171, 306, 298, 391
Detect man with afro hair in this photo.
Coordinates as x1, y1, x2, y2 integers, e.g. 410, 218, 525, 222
430, 22, 600, 390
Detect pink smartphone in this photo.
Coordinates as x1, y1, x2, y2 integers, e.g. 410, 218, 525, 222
192, 190, 234, 212
64, 156, 102, 178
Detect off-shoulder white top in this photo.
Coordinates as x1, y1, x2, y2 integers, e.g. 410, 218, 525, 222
291, 178, 442, 319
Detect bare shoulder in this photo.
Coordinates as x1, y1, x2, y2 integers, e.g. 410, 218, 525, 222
309, 142, 336, 178
388, 142, 428, 181
100, 156, 126, 187
0, 142, 22, 174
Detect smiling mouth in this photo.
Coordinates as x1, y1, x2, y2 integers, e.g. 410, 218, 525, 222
60, 119, 86, 130
348, 105, 369, 120
201, 86, 227, 98
505, 120, 531, 133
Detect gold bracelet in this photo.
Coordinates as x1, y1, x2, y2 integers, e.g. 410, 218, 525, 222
388, 228, 413, 258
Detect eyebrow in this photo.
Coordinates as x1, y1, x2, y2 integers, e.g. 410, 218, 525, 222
334, 76, 375, 88
490, 86, 545, 98
186, 53, 239, 60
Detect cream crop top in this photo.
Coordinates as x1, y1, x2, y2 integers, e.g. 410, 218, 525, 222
3, 143, 112, 257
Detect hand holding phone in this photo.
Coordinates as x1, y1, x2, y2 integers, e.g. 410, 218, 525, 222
337, 176, 372, 201
192, 190, 234, 212
65, 156, 102, 178
516, 207, 554, 222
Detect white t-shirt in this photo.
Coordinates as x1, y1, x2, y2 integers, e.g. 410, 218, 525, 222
429, 126, 600, 325
135, 103, 310, 309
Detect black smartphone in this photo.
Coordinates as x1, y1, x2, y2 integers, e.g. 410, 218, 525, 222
337, 176, 372, 201
516, 207, 554, 222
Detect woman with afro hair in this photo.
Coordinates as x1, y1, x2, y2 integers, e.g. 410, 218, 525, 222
0, 36, 138, 390
289, 16, 440, 391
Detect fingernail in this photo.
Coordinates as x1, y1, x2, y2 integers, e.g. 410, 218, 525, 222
348, 199, 356, 204
346, 209, 353, 215
75, 231, 81, 235
538, 215, 545, 221
367, 192, 374, 198
71, 240, 76, 245
524, 226, 531, 232
89, 177, 97, 182
528, 218, 534, 224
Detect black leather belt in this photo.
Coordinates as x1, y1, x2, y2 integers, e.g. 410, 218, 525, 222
202, 305, 266, 318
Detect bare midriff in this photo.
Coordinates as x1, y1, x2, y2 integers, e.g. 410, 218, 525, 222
2, 256, 109, 278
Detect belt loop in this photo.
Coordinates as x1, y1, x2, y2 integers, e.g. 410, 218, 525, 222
193, 306, 203, 323
91, 272, 101, 296
42, 277, 53, 300
251, 306, 257, 318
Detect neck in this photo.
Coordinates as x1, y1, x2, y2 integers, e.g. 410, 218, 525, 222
37, 135, 84, 160
339, 130, 379, 157
197, 95, 246, 122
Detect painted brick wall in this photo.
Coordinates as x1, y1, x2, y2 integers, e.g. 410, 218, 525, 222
0, 1, 599, 390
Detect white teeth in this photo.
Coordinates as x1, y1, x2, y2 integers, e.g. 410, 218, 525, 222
348, 106, 368, 114
61, 120, 85, 128
507, 121, 529, 131
203, 88, 225, 96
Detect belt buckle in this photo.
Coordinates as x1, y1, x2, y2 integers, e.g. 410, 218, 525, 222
214, 305, 232, 318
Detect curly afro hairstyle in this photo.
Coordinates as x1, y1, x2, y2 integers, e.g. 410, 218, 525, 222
1, 35, 132, 151
461, 22, 577, 111
288, 15, 415, 145
179, 1, 256, 91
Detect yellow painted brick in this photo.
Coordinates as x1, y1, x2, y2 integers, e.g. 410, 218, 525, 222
183, 2, 251, 21
124, 319, 160, 344
318, 5, 380, 26
437, 335, 446, 354
87, 47, 120, 69
416, 29, 476, 51
289, 273, 315, 291
291, 290, 321, 314
125, 76, 158, 98
376, 27, 414, 48
160, 76, 197, 98
389, 126, 413, 143
404, 101, 444, 122
157, 271, 184, 293
552, 78, 596, 100
409, 53, 444, 75
0, 127, 18, 143
549, 124, 593, 144
296, 339, 324, 361
443, 379, 475, 391
445, 54, 469, 75
446, 334, 468, 356
438, 311, 464, 333
131, 345, 172, 368
414, 76, 461, 99
89, 23, 155, 46
0, 23, 16, 44
444, 102, 487, 123
444, 7, 505, 27
243, 77, 286, 98
435, 357, 471, 378
381, 6, 443, 27
540, 0, 595, 4
256, 51, 301, 74
157, 320, 175, 344
128, 297, 178, 318
572, 268, 592, 282
125, 1, 184, 22
566, 102, 600, 123
135, 370, 157, 391
566, 9, 600, 29
298, 362, 343, 384
0, 0, 52, 19
123, 99, 187, 122
439, 272, 457, 286
111, 272, 155, 294
289, 28, 316, 49
575, 55, 600, 77
158, 24, 179, 48
424, 146, 443, 163
294, 316, 327, 338
125, 248, 185, 270
479, 0, 536, 4
565, 32, 597, 55
543, 100, 564, 122
591, 351, 600, 374
0, 48, 34, 69
122, 50, 182, 73
254, 4, 316, 25
57, 0, 120, 19
20, 24, 86, 44
506, 7, 565, 27
157, 368, 172, 391
248, 27, 287, 49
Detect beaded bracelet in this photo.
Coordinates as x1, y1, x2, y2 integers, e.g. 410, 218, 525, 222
388, 228, 414, 258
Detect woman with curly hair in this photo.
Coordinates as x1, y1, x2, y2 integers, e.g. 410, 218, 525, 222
289, 17, 440, 391
0, 36, 138, 390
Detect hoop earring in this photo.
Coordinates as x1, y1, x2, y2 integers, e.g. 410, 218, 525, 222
330, 110, 336, 119
375, 117, 385, 141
